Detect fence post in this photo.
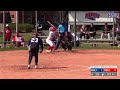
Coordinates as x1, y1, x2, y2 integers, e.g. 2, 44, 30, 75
3, 11, 5, 48
113, 17, 115, 46
35, 11, 37, 32
74, 11, 76, 47
16, 11, 18, 33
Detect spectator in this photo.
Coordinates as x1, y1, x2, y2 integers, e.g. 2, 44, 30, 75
112, 24, 119, 39
115, 29, 120, 47
36, 21, 43, 36
101, 22, 111, 40
71, 33, 80, 46
88, 23, 96, 39
80, 24, 88, 39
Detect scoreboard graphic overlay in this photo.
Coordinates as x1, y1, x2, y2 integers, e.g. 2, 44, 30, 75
90, 65, 117, 76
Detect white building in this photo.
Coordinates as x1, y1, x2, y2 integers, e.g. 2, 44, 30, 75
68, 11, 120, 31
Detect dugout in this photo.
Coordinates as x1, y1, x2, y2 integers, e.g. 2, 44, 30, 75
68, 11, 120, 46
68, 11, 120, 32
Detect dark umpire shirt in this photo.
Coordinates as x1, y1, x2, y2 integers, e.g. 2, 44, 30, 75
28, 37, 43, 51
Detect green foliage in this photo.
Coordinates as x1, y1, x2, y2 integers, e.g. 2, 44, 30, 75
0, 47, 27, 51
8, 23, 34, 33
22, 33, 33, 42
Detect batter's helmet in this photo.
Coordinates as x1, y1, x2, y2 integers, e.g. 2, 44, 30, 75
50, 26, 56, 31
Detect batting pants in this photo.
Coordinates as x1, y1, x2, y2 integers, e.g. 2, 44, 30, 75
28, 49, 39, 65
46, 39, 55, 47
46, 39, 55, 50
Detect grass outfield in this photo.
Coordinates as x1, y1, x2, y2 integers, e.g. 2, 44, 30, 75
1, 32, 120, 51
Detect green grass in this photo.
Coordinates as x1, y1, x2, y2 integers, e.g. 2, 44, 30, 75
1, 32, 120, 51
0, 47, 27, 51
0, 33, 34, 44
0, 31, 49, 42
0, 33, 3, 42
22, 33, 33, 42
74, 44, 120, 50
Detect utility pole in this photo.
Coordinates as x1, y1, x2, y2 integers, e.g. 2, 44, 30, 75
16, 11, 18, 33
22, 11, 24, 23
35, 11, 38, 32
3, 11, 5, 48
113, 16, 115, 46
74, 11, 76, 47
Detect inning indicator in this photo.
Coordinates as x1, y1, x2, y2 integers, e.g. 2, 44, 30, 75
90, 65, 117, 76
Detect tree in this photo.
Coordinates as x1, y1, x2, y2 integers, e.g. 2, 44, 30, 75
0, 11, 12, 23
45, 11, 68, 27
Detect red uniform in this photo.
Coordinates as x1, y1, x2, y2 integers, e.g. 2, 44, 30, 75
12, 35, 25, 46
4, 27, 12, 40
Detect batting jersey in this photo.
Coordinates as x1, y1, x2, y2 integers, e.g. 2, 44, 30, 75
46, 31, 56, 41
28, 37, 43, 51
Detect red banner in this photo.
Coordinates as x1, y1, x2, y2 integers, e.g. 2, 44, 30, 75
85, 12, 100, 20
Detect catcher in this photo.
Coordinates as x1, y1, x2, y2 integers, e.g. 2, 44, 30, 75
60, 32, 73, 51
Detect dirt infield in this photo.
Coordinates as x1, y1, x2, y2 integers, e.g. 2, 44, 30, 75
0, 49, 120, 79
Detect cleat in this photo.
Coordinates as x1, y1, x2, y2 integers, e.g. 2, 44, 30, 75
27, 66, 30, 69
35, 65, 38, 69
27, 65, 30, 69
46, 50, 51, 53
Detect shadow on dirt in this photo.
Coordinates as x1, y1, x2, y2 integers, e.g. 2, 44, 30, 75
1, 65, 68, 71
38, 66, 67, 69
53, 49, 82, 54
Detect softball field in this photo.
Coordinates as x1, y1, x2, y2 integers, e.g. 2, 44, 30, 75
0, 49, 120, 79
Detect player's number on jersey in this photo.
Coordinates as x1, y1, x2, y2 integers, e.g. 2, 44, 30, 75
31, 38, 38, 43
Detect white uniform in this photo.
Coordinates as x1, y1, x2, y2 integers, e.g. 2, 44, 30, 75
46, 31, 55, 47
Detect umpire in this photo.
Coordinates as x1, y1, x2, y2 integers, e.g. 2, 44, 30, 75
27, 32, 43, 69
54, 21, 65, 50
